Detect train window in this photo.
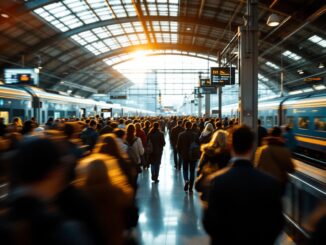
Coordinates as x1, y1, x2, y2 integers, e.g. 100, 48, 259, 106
314, 117, 326, 131
266, 116, 273, 128
0, 111, 9, 124
274, 116, 278, 125
298, 117, 309, 129
67, 111, 76, 118
13, 109, 25, 121
259, 116, 265, 126
48, 110, 54, 118
286, 116, 294, 128
28, 110, 32, 120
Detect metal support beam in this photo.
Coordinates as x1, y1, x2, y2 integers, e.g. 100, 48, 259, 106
238, 0, 259, 131
205, 93, 210, 117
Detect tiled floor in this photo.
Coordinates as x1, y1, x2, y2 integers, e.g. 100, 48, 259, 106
136, 135, 210, 245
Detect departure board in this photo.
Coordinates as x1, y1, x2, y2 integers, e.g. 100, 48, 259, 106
210, 67, 235, 86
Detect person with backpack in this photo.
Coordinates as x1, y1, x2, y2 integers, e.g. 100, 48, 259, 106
177, 121, 200, 193
80, 119, 98, 152
147, 122, 165, 183
126, 124, 144, 174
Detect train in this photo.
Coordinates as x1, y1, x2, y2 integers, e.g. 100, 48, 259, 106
220, 90, 326, 161
0, 85, 155, 125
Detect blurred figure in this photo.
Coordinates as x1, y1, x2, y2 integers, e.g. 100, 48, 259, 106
0, 117, 7, 137
3, 138, 93, 244
203, 125, 284, 245
177, 121, 199, 192
195, 130, 231, 202
143, 120, 151, 136
10, 117, 23, 133
257, 119, 268, 146
255, 126, 295, 192
45, 117, 54, 129
118, 118, 125, 129
170, 120, 184, 170
114, 128, 128, 153
80, 119, 98, 151
159, 116, 166, 133
99, 120, 113, 135
199, 123, 214, 145
283, 125, 297, 151
147, 122, 165, 182
126, 124, 144, 174
135, 123, 147, 169
21, 120, 37, 142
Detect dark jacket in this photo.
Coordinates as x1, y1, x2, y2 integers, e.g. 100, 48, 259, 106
258, 125, 268, 146
203, 159, 284, 245
148, 130, 165, 157
80, 127, 98, 151
177, 129, 198, 160
170, 125, 184, 147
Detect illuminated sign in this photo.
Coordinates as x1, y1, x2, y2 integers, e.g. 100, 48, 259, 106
211, 67, 236, 86
110, 95, 127, 100
199, 78, 211, 87
199, 86, 216, 94
304, 77, 323, 83
4, 68, 39, 86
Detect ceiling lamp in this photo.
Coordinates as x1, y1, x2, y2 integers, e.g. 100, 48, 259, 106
266, 13, 280, 27
0, 13, 9, 18
318, 63, 324, 69
297, 69, 304, 75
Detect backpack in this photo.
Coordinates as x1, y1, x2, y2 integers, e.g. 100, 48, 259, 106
127, 138, 139, 165
188, 135, 200, 161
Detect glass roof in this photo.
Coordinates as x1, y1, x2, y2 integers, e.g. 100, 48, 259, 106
282, 50, 302, 61
33, 0, 180, 60
265, 61, 280, 70
308, 35, 326, 48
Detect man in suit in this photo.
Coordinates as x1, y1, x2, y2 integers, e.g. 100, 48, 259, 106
203, 125, 284, 245
170, 120, 184, 170
177, 121, 199, 192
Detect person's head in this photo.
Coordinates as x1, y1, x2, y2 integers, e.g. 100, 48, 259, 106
13, 117, 23, 126
47, 117, 54, 123
113, 128, 126, 139
210, 130, 228, 148
89, 120, 97, 129
204, 123, 214, 132
215, 121, 222, 129
0, 117, 4, 124
192, 123, 198, 130
269, 126, 282, 137
126, 124, 136, 143
63, 123, 75, 139
84, 159, 109, 186
111, 122, 118, 129
144, 120, 151, 128
135, 122, 141, 131
22, 120, 35, 135
185, 121, 192, 129
95, 133, 122, 159
153, 122, 159, 130
11, 138, 69, 197
232, 125, 255, 157
177, 120, 182, 126
119, 118, 125, 125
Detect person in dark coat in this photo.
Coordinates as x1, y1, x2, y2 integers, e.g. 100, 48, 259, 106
148, 122, 165, 182
257, 119, 268, 146
170, 120, 184, 170
177, 121, 199, 192
203, 125, 284, 245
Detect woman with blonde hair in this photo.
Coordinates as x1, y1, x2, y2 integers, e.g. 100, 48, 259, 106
195, 130, 231, 202
199, 122, 214, 145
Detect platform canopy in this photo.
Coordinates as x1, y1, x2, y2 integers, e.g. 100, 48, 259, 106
0, 0, 325, 97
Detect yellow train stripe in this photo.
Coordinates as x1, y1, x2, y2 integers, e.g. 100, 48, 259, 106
296, 136, 326, 146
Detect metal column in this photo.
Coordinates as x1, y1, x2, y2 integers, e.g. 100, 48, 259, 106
218, 87, 222, 120
198, 95, 202, 117
205, 93, 210, 117
238, 0, 259, 130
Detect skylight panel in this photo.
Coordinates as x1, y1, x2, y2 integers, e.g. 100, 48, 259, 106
104, 38, 120, 49
265, 61, 280, 70
170, 21, 178, 32
111, 5, 127, 18
308, 35, 326, 48
171, 33, 178, 43
125, 5, 137, 16
148, 4, 157, 15
258, 73, 269, 82
116, 36, 131, 47
282, 50, 302, 61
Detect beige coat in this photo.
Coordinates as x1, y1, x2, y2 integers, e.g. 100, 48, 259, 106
254, 137, 295, 185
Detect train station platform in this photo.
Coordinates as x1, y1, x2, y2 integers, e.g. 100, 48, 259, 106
135, 135, 210, 245
134, 134, 298, 245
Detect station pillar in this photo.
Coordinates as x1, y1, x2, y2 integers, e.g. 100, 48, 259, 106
205, 93, 210, 117
198, 94, 202, 117
238, 0, 258, 130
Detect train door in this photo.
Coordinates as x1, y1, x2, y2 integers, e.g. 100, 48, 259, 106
101, 108, 112, 119
79, 108, 86, 118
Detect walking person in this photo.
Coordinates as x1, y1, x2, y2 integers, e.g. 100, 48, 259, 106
147, 122, 165, 182
126, 124, 144, 175
255, 126, 295, 193
177, 121, 200, 193
170, 120, 184, 170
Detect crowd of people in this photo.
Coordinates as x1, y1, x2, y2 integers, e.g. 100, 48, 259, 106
0, 115, 324, 244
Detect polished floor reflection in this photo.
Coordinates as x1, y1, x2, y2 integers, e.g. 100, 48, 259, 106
136, 135, 210, 245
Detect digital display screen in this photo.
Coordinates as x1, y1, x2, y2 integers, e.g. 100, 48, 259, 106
211, 67, 236, 86
199, 86, 216, 94
4, 68, 39, 86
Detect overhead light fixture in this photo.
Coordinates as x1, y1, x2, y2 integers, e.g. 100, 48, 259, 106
60, 81, 65, 84
297, 69, 304, 75
186, 27, 191, 31
266, 13, 280, 27
318, 63, 324, 69
1, 13, 9, 18
314, 84, 326, 90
